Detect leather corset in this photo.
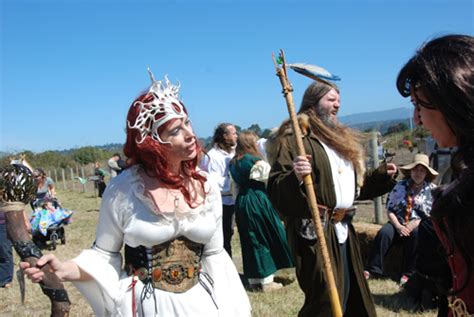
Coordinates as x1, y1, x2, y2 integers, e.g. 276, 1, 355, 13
125, 237, 204, 293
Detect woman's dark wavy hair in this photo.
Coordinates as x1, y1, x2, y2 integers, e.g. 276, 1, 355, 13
396, 34, 474, 294
396, 34, 474, 147
124, 92, 206, 207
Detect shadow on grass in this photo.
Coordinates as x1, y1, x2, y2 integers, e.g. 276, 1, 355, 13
372, 290, 419, 313
86, 209, 99, 212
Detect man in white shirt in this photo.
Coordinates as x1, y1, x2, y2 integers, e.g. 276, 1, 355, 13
107, 153, 122, 178
201, 123, 238, 257
268, 81, 397, 316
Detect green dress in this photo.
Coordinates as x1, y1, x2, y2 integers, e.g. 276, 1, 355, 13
229, 154, 294, 279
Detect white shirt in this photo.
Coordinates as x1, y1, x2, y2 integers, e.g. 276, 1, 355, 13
200, 146, 235, 206
107, 158, 121, 178
320, 142, 355, 244
256, 138, 268, 161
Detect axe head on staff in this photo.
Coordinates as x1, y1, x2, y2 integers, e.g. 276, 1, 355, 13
287, 63, 341, 84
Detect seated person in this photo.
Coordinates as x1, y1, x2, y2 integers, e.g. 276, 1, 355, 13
365, 154, 438, 284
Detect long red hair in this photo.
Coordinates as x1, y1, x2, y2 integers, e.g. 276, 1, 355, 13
124, 93, 207, 207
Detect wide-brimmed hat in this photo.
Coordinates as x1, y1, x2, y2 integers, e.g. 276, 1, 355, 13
400, 153, 438, 181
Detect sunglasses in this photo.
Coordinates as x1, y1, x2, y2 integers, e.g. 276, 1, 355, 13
411, 82, 437, 110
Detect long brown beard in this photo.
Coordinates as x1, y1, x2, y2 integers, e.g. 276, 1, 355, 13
306, 111, 366, 186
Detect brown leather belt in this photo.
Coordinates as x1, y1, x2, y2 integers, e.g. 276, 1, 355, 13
125, 237, 204, 293
318, 204, 356, 223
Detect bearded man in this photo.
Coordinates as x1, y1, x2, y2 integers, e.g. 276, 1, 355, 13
267, 81, 397, 317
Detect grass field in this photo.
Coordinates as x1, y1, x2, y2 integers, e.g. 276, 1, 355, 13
1, 188, 437, 317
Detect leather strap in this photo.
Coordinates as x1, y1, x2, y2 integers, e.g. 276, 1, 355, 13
318, 205, 356, 223
40, 284, 71, 303
13, 240, 43, 259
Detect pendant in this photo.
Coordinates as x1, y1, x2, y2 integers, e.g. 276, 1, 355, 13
338, 167, 343, 174
174, 196, 179, 208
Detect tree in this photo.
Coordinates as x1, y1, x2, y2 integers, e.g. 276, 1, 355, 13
261, 128, 273, 138
386, 122, 409, 135
247, 124, 262, 137
72, 146, 109, 165
35, 151, 74, 169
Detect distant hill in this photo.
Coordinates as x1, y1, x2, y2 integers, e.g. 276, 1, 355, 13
339, 107, 411, 125
54, 143, 124, 155
350, 118, 412, 134
339, 107, 412, 134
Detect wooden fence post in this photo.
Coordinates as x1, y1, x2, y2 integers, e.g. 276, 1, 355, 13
61, 169, 67, 190
371, 131, 383, 224
80, 167, 86, 193
70, 168, 75, 191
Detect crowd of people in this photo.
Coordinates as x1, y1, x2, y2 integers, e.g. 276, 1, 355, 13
0, 33, 471, 316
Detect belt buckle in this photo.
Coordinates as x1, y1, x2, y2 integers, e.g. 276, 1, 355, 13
164, 264, 186, 285
331, 208, 346, 223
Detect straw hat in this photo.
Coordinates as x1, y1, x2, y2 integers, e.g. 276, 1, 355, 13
400, 153, 438, 181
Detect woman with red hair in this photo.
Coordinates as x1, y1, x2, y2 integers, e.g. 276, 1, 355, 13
21, 70, 251, 317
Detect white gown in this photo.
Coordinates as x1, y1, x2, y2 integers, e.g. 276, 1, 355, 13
71, 165, 251, 317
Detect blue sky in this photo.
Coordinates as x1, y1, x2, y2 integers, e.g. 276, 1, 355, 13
1, 0, 472, 153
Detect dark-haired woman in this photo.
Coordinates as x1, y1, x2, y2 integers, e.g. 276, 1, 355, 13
21, 71, 251, 316
33, 168, 55, 201
396, 34, 474, 315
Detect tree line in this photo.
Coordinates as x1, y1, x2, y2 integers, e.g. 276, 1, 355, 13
1, 121, 417, 170
0, 146, 120, 170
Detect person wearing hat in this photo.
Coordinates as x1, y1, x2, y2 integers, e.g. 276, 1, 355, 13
365, 153, 438, 285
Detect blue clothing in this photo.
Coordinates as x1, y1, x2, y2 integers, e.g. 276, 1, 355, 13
367, 178, 436, 277
0, 213, 13, 287
386, 178, 435, 224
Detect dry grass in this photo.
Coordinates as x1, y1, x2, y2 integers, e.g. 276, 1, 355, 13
1, 189, 436, 316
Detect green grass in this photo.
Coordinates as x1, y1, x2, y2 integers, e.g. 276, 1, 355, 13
1, 189, 437, 316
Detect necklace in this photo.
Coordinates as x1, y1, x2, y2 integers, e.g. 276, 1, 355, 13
334, 155, 345, 174
168, 190, 180, 210
324, 144, 346, 174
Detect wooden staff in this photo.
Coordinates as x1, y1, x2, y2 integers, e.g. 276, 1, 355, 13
4, 206, 71, 316
272, 50, 343, 317
1, 163, 71, 316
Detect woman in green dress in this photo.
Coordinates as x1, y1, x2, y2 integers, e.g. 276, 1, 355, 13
229, 131, 294, 292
